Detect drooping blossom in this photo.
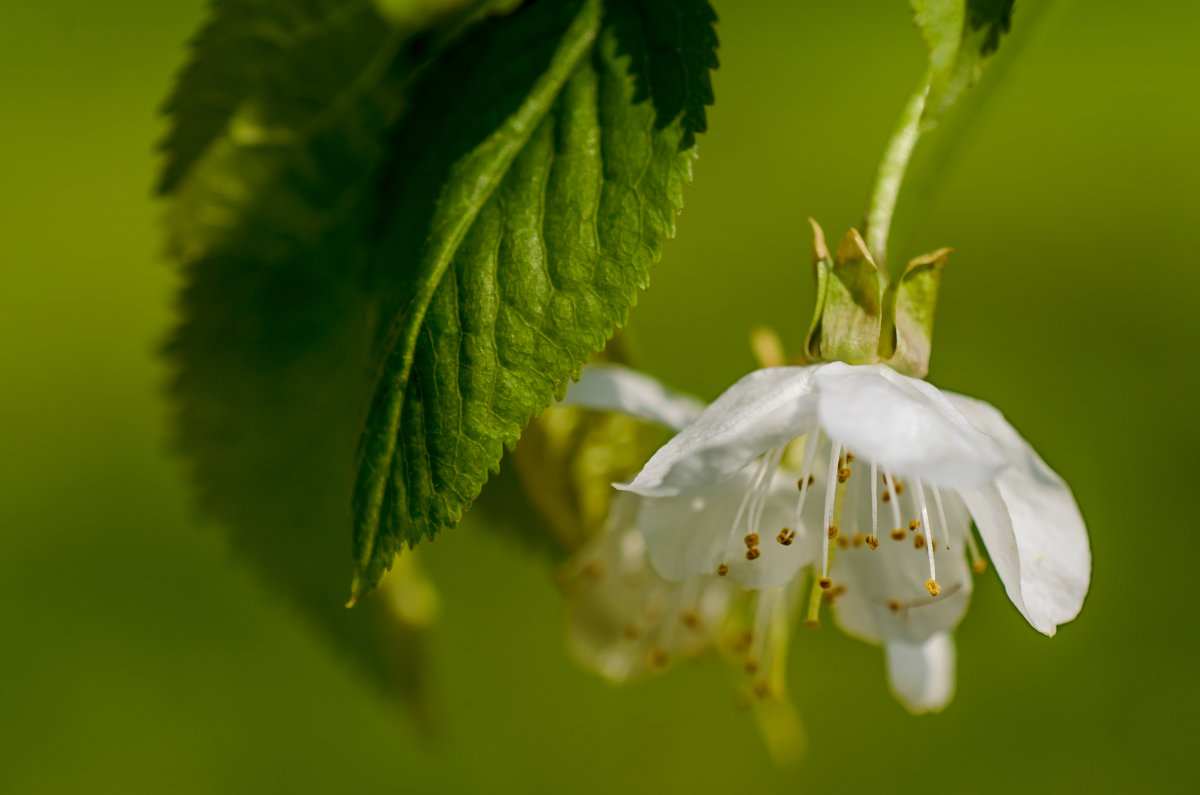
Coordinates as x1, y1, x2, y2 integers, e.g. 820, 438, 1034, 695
563, 361, 1090, 712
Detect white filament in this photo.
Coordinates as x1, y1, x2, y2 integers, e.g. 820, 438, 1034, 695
931, 485, 951, 551
915, 478, 936, 584
870, 460, 879, 541
820, 441, 842, 577
793, 429, 822, 537
882, 469, 903, 535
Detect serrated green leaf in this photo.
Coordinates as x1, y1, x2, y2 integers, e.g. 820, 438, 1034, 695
161, 0, 481, 719
351, 0, 718, 599
159, 0, 396, 199
492, 333, 667, 556
468, 334, 656, 560
912, 0, 1015, 126
166, 227, 439, 720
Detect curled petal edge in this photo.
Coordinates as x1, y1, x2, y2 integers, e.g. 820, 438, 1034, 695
622, 366, 820, 497
947, 394, 1090, 636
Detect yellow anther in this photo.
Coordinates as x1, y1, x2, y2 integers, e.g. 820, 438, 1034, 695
844, 452, 855, 463
909, 519, 921, 531
837, 467, 851, 483
753, 680, 772, 699
882, 492, 891, 503
746, 548, 761, 560
681, 610, 701, 630
744, 533, 759, 547
925, 579, 941, 597
913, 533, 926, 549
887, 599, 902, 613
821, 585, 846, 605
972, 559, 988, 574
777, 527, 795, 546
852, 533, 865, 548
890, 528, 906, 541
827, 525, 839, 540
717, 563, 729, 576
865, 534, 879, 550
894, 482, 905, 496
818, 577, 833, 590
836, 535, 849, 549
798, 474, 815, 490
730, 631, 753, 652
649, 648, 670, 669
745, 659, 760, 674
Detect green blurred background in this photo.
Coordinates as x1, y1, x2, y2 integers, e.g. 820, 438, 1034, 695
3, 1, 1198, 792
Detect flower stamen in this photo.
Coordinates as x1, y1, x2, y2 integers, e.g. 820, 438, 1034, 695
719, 447, 780, 570
915, 479, 938, 597
882, 469, 904, 543
931, 485, 952, 552
867, 460, 879, 549
956, 514, 988, 574
820, 442, 843, 579
748, 447, 784, 539
747, 588, 786, 696
792, 430, 822, 545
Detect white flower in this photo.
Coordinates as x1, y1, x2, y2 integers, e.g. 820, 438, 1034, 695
561, 366, 807, 704
558, 366, 738, 682
559, 493, 736, 683
570, 362, 1091, 712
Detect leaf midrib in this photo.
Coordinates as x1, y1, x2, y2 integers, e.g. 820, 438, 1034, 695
349, 0, 604, 601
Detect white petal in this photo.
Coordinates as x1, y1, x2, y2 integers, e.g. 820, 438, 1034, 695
560, 364, 706, 431
622, 366, 820, 496
885, 632, 956, 714
814, 363, 1005, 489
636, 470, 820, 589
947, 394, 1091, 636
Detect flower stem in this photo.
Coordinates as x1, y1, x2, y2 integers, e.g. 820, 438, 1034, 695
863, 73, 932, 275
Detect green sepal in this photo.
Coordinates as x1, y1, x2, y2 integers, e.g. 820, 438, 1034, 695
802, 218, 831, 362
804, 219, 949, 377
881, 248, 950, 377
804, 221, 884, 365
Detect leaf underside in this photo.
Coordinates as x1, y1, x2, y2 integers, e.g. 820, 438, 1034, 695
162, 0, 481, 714
350, 0, 718, 599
